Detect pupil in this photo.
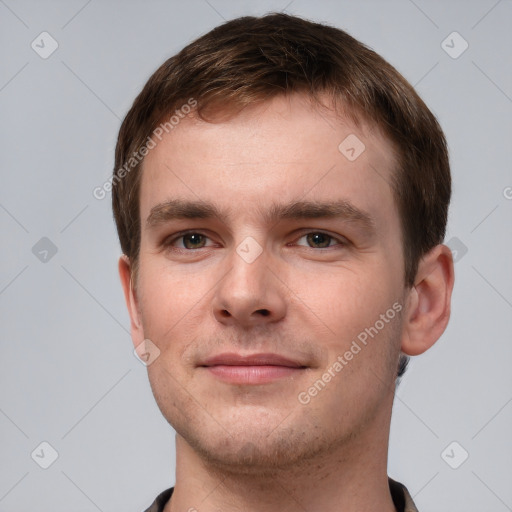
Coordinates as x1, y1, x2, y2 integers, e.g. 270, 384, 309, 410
308, 233, 330, 248
184, 234, 204, 248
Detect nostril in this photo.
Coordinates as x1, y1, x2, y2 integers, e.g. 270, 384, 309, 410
257, 309, 270, 316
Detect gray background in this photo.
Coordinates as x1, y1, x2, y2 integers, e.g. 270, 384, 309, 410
1, 0, 511, 510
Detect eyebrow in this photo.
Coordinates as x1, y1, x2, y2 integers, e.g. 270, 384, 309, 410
146, 198, 375, 232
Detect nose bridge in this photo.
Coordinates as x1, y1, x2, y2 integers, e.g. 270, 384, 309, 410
212, 236, 286, 325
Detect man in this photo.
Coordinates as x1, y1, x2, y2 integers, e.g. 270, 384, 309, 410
112, 13, 454, 512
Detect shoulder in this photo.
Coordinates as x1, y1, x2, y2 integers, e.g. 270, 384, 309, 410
141, 487, 174, 512
389, 477, 419, 512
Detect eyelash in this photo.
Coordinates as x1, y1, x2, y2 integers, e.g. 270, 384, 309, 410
163, 230, 348, 251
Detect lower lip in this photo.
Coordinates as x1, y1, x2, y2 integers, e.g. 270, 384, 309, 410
204, 365, 304, 384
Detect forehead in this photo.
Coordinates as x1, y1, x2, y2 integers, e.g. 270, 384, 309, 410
139, 93, 398, 229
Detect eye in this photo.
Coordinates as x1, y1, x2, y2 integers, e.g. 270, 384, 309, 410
295, 232, 345, 249
165, 232, 214, 250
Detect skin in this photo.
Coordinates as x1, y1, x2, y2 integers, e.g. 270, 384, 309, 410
119, 93, 454, 512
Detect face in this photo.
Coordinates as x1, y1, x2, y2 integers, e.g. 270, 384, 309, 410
125, 94, 409, 473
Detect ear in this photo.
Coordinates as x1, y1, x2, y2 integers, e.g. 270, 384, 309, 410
401, 244, 455, 356
118, 255, 145, 349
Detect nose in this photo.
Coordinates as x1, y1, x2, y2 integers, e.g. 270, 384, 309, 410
212, 242, 287, 328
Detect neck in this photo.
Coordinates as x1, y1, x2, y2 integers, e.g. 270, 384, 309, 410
165, 403, 397, 512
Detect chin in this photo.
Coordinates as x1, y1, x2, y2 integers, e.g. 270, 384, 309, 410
189, 433, 314, 475
173, 409, 346, 477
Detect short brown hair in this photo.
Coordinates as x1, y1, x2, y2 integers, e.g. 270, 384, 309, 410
112, 13, 450, 376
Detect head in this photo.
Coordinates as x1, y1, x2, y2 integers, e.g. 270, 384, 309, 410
113, 13, 453, 472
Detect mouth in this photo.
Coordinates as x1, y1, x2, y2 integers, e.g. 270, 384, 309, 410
199, 353, 308, 385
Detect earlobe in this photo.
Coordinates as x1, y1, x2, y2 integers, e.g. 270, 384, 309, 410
401, 244, 455, 356
118, 255, 144, 347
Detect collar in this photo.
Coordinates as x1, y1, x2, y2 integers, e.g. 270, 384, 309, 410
143, 477, 419, 512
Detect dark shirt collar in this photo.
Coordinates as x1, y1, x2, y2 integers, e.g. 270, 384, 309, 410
143, 477, 418, 512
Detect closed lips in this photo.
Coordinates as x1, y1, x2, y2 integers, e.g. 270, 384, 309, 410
200, 353, 307, 368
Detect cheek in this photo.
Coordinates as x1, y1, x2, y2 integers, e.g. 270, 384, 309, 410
292, 272, 403, 436
136, 256, 213, 346
289, 261, 400, 346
